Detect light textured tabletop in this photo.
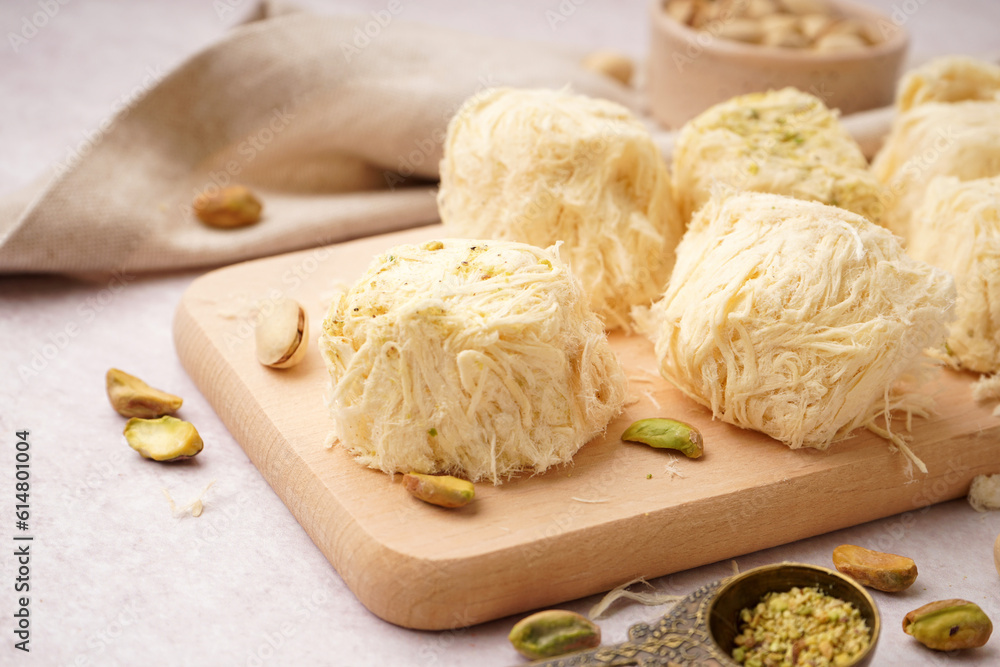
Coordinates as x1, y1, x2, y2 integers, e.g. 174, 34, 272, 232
2, 2, 1000, 666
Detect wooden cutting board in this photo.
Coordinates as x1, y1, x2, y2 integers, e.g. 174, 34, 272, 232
174, 223, 1000, 631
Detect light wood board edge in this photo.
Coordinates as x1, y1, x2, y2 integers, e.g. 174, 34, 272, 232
173, 229, 1000, 630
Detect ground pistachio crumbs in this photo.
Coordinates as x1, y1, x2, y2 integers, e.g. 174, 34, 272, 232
732, 586, 870, 667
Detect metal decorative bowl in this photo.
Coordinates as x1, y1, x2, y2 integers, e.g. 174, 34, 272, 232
709, 562, 881, 666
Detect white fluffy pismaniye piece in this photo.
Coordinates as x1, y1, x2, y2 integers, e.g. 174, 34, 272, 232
672, 87, 885, 225
873, 56, 1000, 241
438, 87, 683, 331
319, 238, 627, 483
908, 175, 1000, 373
895, 55, 1000, 112
640, 191, 954, 451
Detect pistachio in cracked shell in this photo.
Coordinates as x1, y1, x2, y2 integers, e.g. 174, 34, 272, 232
255, 298, 309, 369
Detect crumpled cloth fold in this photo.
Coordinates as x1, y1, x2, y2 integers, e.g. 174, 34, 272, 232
0, 4, 635, 275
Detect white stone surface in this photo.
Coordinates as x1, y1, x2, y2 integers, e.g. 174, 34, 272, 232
2, 1, 1000, 665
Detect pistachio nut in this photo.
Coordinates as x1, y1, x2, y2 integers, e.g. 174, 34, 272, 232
663, 0, 880, 50
402, 473, 475, 508
815, 32, 868, 53
106, 368, 183, 418
903, 599, 992, 651
508, 609, 601, 660
780, 0, 829, 15
665, 0, 694, 24
192, 185, 262, 229
580, 50, 635, 86
762, 25, 810, 48
124, 416, 204, 462
621, 418, 703, 458
745, 0, 778, 19
832, 544, 917, 592
798, 13, 834, 40
715, 18, 766, 44
255, 298, 309, 369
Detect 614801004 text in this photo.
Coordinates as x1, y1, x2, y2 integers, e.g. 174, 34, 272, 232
13, 430, 32, 653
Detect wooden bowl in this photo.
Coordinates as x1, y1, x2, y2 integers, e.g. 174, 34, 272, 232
708, 562, 881, 666
647, 0, 909, 128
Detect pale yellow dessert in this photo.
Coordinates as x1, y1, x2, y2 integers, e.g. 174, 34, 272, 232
640, 191, 954, 456
319, 239, 627, 484
438, 88, 683, 331
908, 175, 1000, 373
672, 87, 885, 224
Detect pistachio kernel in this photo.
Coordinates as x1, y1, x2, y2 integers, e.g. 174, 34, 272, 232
832, 544, 917, 592
508, 609, 601, 660
903, 599, 992, 651
106, 368, 183, 418
124, 416, 203, 462
621, 418, 704, 458
401, 473, 474, 508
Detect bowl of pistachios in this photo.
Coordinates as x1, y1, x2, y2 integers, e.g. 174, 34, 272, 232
708, 562, 881, 666
648, 0, 908, 128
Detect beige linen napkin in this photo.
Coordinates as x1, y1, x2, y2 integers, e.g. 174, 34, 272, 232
0, 6, 635, 275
